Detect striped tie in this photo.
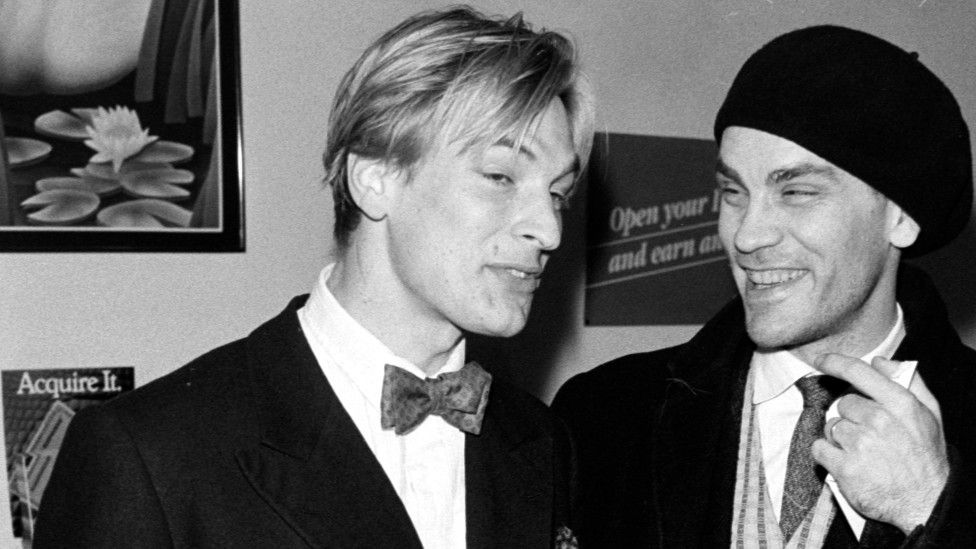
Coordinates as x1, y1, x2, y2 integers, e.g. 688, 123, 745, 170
780, 375, 846, 540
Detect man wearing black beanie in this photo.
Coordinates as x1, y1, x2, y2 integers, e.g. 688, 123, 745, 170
554, 25, 976, 548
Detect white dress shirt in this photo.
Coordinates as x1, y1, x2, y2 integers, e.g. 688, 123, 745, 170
752, 304, 938, 538
297, 264, 467, 549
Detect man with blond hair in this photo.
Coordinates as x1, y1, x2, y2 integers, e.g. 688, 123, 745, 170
36, 7, 593, 548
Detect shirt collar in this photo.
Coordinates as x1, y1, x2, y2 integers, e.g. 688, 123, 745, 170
753, 304, 906, 404
301, 264, 466, 410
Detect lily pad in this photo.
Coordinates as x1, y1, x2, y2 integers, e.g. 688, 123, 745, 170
121, 167, 194, 185
4, 137, 52, 168
20, 189, 99, 225
80, 161, 174, 180
97, 199, 192, 228
70, 108, 100, 126
34, 110, 89, 141
131, 140, 194, 164
35, 176, 121, 197
121, 176, 191, 200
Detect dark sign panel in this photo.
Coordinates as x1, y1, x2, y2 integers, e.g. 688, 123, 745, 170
585, 133, 736, 325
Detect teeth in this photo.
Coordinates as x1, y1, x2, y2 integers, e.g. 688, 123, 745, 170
747, 269, 804, 285
506, 268, 530, 279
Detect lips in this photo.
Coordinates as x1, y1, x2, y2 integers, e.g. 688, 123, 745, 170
745, 268, 806, 288
504, 267, 536, 279
489, 264, 543, 293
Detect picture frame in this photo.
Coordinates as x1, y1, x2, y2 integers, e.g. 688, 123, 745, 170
0, 0, 243, 252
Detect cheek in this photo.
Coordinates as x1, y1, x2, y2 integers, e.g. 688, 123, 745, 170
805, 212, 886, 260
717, 209, 739, 247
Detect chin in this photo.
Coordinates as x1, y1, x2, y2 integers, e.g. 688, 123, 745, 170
470, 318, 528, 338
463, 307, 531, 338
485, 325, 524, 338
745, 317, 800, 351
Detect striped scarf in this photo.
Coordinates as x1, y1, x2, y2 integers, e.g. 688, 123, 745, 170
731, 367, 838, 548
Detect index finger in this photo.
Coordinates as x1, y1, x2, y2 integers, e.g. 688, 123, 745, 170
814, 353, 910, 408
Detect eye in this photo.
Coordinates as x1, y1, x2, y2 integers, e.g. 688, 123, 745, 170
549, 177, 577, 211
717, 179, 746, 207
781, 185, 820, 204
482, 172, 513, 186
783, 188, 816, 196
551, 190, 570, 211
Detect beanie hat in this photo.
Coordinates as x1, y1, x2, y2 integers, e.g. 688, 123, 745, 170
714, 25, 972, 257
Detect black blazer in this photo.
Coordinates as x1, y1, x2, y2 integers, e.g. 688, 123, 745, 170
35, 297, 574, 548
554, 264, 976, 548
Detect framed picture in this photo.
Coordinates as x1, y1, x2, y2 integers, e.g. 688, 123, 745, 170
0, 0, 243, 252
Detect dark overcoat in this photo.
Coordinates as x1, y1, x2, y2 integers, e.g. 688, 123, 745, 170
554, 265, 976, 548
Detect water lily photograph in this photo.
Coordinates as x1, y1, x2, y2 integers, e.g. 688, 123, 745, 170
0, 0, 242, 251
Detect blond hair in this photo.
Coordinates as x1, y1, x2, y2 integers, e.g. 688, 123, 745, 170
323, 6, 595, 247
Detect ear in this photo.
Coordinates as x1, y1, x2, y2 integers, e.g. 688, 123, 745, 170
346, 152, 401, 221
886, 201, 920, 250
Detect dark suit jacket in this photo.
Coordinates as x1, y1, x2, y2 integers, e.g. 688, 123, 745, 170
553, 264, 976, 548
34, 297, 575, 548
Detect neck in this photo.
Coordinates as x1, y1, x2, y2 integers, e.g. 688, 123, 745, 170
327, 246, 462, 377
788, 305, 899, 366
789, 266, 901, 366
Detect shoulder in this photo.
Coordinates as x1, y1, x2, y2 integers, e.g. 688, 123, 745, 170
553, 346, 682, 414
89, 296, 309, 434
486, 376, 559, 434
554, 298, 751, 420
550, 346, 686, 452
100, 336, 251, 418
67, 336, 260, 466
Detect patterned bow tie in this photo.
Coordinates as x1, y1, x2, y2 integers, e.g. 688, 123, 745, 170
380, 362, 492, 435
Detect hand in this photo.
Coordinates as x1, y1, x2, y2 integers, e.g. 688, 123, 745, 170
811, 353, 948, 534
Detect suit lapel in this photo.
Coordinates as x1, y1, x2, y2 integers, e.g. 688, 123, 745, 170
235, 298, 422, 549
465, 383, 553, 549
651, 300, 754, 547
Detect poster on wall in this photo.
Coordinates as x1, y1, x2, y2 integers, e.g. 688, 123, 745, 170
0, 367, 135, 548
585, 133, 736, 325
0, 0, 243, 251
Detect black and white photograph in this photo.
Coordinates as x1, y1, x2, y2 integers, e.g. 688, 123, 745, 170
2, 2, 975, 548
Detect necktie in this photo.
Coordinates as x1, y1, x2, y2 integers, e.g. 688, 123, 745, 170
380, 361, 492, 435
780, 375, 847, 540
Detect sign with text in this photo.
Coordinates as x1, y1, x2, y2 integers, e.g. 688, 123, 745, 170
1, 367, 135, 547
585, 133, 736, 325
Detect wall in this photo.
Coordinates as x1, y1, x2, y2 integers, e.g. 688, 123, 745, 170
2, 0, 974, 403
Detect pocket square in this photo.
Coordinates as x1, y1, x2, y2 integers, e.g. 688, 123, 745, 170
555, 525, 578, 549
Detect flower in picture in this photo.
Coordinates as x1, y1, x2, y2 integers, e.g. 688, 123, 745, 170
84, 106, 158, 173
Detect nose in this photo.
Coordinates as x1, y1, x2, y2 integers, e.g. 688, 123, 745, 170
727, 198, 782, 254
514, 191, 562, 251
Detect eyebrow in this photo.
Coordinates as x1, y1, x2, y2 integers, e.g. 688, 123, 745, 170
494, 137, 537, 161
492, 137, 581, 181
768, 163, 839, 185
715, 158, 740, 182
715, 159, 839, 186
555, 156, 582, 183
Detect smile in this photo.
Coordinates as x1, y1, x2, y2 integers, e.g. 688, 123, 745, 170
744, 268, 806, 289
488, 264, 542, 293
